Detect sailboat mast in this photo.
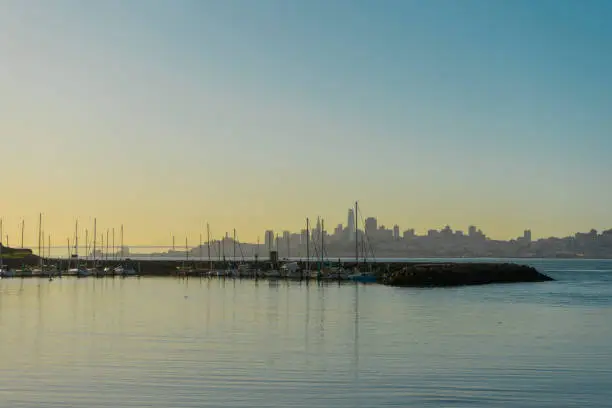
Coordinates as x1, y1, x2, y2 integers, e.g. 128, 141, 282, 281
306, 218, 310, 272
317, 216, 321, 274
106, 229, 109, 262
120, 224, 124, 260
185, 236, 188, 263
233, 229, 236, 263
207, 223, 211, 270
222, 233, 226, 260
85, 229, 89, 263
362, 237, 367, 264
112, 228, 115, 261
75, 219, 79, 264
93, 218, 97, 266
21, 219, 24, 248
321, 219, 325, 265
355, 201, 359, 267
38, 213, 42, 263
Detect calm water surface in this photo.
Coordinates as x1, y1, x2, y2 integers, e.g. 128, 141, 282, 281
1, 259, 611, 407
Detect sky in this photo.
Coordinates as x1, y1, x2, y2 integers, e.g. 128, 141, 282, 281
1, 0, 611, 247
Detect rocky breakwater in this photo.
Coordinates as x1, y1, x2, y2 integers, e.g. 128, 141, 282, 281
381, 262, 554, 287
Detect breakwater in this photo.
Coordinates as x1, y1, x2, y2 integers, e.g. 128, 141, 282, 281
381, 262, 553, 287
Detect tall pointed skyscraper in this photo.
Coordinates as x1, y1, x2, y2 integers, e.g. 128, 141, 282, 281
347, 208, 355, 241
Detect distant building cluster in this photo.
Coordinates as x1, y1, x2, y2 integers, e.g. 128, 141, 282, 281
253, 208, 612, 259
139, 207, 612, 260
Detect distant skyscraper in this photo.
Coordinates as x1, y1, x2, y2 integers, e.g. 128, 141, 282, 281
403, 229, 415, 239
468, 225, 477, 237
347, 209, 355, 240
313, 218, 321, 243
393, 225, 400, 240
300, 229, 309, 245
264, 230, 274, 251
523, 229, 532, 243
365, 217, 377, 234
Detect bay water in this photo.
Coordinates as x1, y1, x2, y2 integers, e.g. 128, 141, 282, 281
1, 259, 611, 407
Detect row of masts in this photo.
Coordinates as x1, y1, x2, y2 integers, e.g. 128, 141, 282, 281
174, 218, 330, 272
179, 226, 259, 271
1, 202, 371, 268
0, 219, 26, 248
34, 215, 127, 268
67, 220, 126, 268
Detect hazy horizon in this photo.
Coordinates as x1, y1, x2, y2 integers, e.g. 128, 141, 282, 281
0, 207, 608, 250
2, 0, 611, 244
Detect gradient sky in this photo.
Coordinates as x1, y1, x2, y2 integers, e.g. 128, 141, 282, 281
1, 0, 611, 246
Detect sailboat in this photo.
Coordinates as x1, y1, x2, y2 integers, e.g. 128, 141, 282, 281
68, 220, 90, 277
31, 214, 45, 276
229, 229, 239, 277
72, 266, 91, 277
348, 201, 377, 283
192, 232, 210, 276
205, 223, 215, 277
175, 236, 194, 276
88, 218, 104, 277
229, 229, 253, 277
348, 267, 376, 283
114, 225, 136, 276
113, 265, 136, 276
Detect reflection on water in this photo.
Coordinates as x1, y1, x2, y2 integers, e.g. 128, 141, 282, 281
0, 261, 611, 407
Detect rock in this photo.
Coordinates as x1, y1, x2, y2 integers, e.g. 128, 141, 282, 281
380, 262, 553, 287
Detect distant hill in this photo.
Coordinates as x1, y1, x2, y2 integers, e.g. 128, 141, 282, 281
0, 244, 33, 257
0, 245, 38, 267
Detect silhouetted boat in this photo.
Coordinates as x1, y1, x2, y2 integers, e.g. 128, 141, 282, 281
114, 265, 136, 276
71, 267, 91, 277
348, 270, 376, 283
280, 262, 301, 278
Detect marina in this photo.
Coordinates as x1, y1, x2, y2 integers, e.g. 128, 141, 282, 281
0, 209, 552, 285
0, 255, 552, 286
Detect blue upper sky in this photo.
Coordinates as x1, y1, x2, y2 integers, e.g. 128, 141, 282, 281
1, 0, 611, 242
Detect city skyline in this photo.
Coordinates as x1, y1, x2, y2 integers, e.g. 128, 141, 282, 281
0, 204, 609, 249
2, 1, 612, 244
